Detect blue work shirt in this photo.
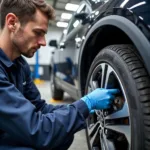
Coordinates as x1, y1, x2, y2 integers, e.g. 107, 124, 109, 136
0, 49, 89, 150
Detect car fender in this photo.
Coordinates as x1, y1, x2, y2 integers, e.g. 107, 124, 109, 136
79, 15, 150, 81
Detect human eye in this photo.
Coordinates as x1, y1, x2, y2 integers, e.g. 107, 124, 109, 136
34, 31, 42, 36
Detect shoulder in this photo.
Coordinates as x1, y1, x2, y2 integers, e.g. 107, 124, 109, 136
0, 61, 9, 78
0, 64, 9, 81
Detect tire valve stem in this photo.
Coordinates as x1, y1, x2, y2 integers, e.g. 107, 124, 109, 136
114, 96, 124, 109
114, 97, 120, 104
113, 97, 120, 110
113, 105, 118, 111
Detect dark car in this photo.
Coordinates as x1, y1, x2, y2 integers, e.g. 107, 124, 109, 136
49, 0, 150, 149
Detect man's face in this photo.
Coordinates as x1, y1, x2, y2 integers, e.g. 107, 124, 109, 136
12, 9, 48, 58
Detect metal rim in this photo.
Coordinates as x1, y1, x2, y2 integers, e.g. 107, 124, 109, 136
87, 63, 131, 150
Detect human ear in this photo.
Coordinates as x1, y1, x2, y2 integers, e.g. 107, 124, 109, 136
6, 13, 18, 32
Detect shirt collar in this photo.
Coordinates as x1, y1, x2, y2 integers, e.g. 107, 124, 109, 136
0, 48, 14, 68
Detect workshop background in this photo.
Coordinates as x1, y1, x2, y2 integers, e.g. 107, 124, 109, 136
25, 0, 88, 149
25, 0, 81, 81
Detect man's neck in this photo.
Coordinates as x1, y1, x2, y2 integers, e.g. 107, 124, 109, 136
0, 29, 19, 61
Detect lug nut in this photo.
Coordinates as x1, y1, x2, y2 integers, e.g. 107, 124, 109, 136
114, 98, 120, 104
104, 111, 108, 116
113, 105, 117, 110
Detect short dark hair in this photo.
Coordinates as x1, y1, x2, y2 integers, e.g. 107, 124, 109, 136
0, 0, 55, 29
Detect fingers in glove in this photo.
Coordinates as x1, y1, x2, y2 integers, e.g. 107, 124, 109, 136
106, 94, 115, 101
109, 94, 115, 101
90, 110, 95, 114
103, 103, 111, 109
107, 89, 120, 94
104, 98, 113, 109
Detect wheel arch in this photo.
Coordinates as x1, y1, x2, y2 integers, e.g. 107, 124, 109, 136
79, 15, 150, 96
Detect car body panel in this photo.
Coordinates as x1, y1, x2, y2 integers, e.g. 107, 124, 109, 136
79, 15, 150, 92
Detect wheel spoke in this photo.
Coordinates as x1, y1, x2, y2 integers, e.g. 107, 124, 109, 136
88, 120, 101, 147
88, 85, 93, 93
90, 126, 101, 147
100, 131, 105, 150
105, 124, 131, 144
90, 78, 99, 90
104, 65, 113, 88
105, 102, 129, 119
102, 133, 115, 150
88, 121, 100, 137
100, 63, 107, 88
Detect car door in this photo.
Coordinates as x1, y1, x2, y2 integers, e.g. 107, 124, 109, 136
59, 1, 92, 99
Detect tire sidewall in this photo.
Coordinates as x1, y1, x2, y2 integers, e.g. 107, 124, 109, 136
85, 48, 143, 150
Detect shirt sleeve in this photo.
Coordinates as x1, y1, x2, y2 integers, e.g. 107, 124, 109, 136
0, 72, 89, 149
23, 61, 65, 114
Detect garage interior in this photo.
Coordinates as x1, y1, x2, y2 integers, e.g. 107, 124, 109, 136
26, 0, 89, 149
27, 0, 81, 81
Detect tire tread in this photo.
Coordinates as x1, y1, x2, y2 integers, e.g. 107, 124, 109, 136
106, 45, 150, 150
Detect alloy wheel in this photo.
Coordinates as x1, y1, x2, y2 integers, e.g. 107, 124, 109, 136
87, 63, 131, 150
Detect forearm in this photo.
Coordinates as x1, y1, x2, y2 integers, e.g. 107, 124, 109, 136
0, 83, 88, 149
39, 101, 67, 114
23, 73, 66, 114
2, 103, 88, 149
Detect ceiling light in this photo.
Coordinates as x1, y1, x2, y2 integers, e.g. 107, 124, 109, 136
63, 29, 67, 34
61, 13, 72, 20
76, 4, 85, 13
65, 3, 79, 11
57, 22, 68, 28
73, 20, 80, 28
120, 0, 129, 8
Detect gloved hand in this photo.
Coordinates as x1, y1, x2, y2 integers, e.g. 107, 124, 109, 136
81, 88, 119, 112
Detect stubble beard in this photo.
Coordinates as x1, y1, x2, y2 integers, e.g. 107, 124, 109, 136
12, 27, 33, 58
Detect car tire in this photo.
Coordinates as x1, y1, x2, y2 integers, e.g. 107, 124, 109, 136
85, 45, 150, 150
50, 71, 64, 100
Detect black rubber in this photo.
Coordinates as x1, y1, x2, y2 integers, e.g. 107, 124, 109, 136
50, 72, 64, 100
85, 45, 150, 150
51, 83, 64, 100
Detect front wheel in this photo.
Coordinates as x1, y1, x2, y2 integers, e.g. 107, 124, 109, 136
85, 45, 150, 150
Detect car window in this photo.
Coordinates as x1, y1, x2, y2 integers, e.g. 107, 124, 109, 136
89, 0, 110, 9
67, 3, 90, 34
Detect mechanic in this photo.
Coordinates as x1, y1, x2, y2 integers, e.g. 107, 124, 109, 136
0, 0, 119, 150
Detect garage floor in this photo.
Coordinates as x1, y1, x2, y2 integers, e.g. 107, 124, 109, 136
36, 81, 89, 150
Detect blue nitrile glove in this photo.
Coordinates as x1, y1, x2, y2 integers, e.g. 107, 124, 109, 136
90, 110, 95, 114
81, 88, 119, 112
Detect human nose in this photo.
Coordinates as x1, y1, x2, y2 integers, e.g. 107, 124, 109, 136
38, 36, 46, 46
